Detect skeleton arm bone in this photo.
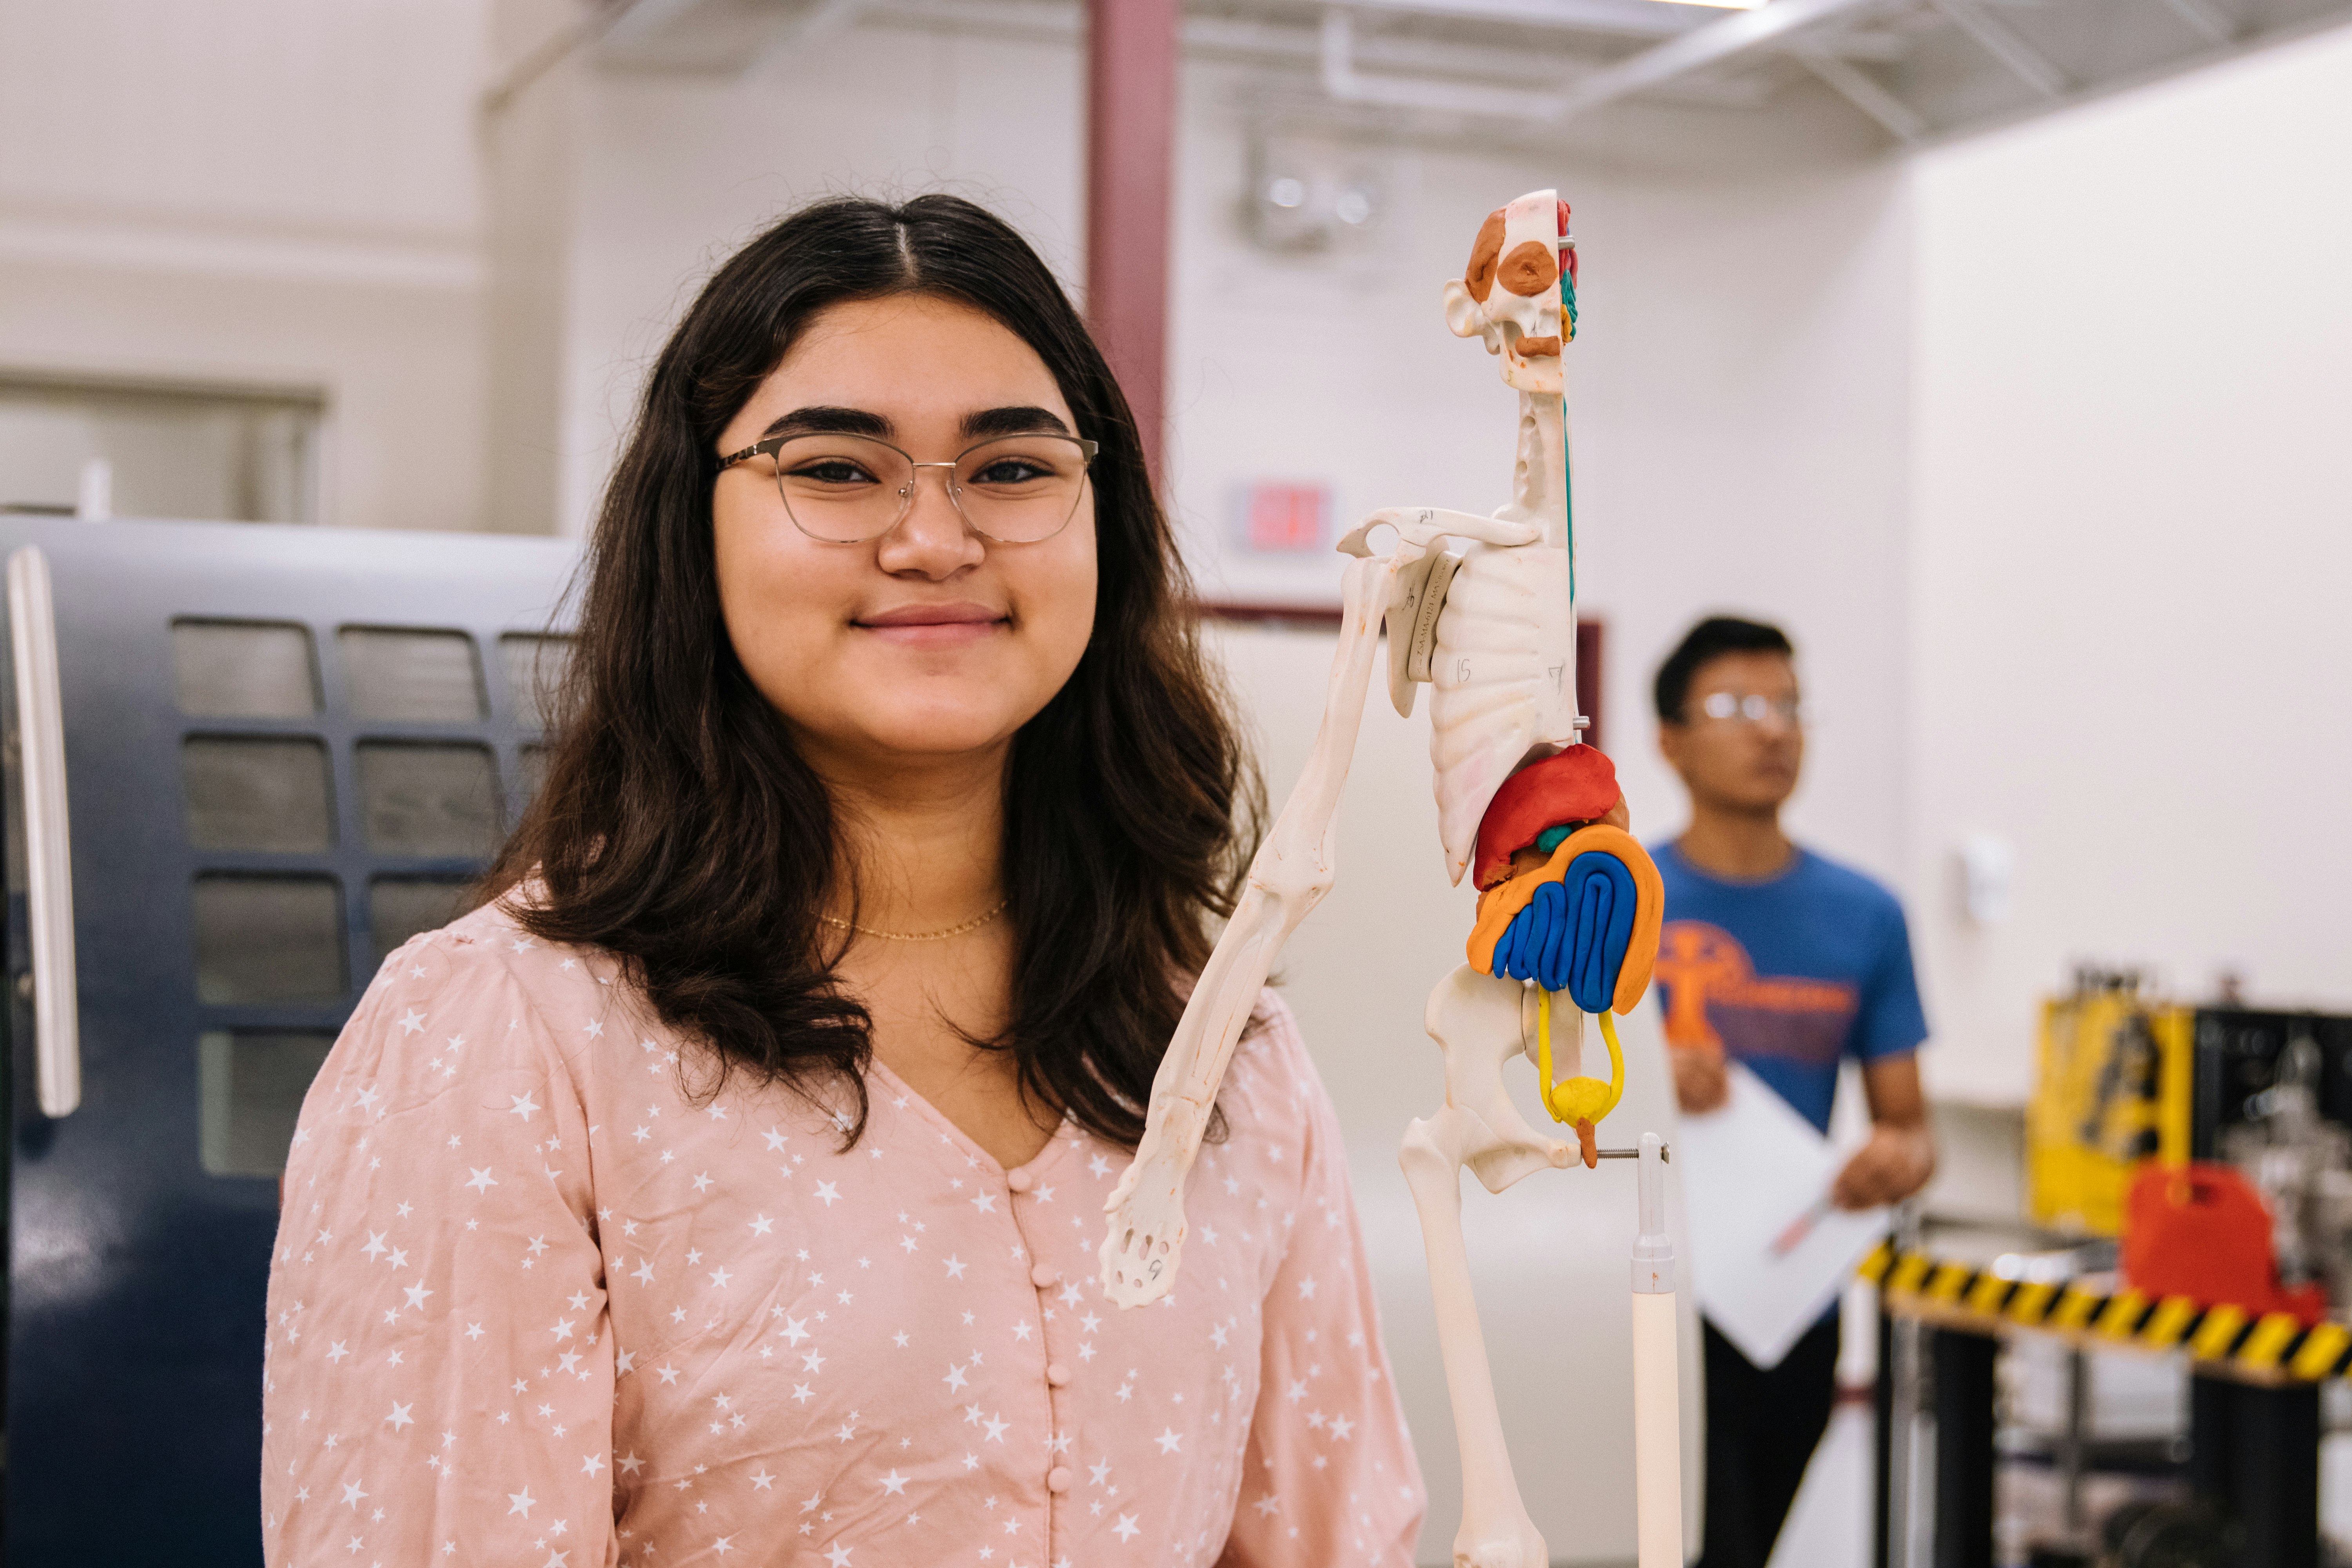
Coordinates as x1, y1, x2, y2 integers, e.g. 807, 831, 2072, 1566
1100, 511, 1540, 1308
1099, 550, 1393, 1307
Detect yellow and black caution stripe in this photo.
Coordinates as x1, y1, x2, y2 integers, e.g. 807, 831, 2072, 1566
1858, 1244, 2352, 1383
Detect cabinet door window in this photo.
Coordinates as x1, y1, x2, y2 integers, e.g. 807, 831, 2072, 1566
356, 742, 501, 857
182, 737, 334, 853
339, 628, 484, 723
192, 875, 346, 1004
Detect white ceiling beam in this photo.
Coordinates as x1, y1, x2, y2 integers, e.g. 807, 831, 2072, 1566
1928, 0, 2067, 96
1320, 0, 1894, 122
744, 0, 870, 71
601, 0, 714, 48
857, 0, 1076, 44
486, 0, 661, 114
1338, 0, 1712, 40
1539, 0, 1893, 121
1793, 44, 1926, 139
2159, 0, 2236, 45
1320, 8, 1586, 113
1195, 15, 1598, 83
1196, 13, 1775, 107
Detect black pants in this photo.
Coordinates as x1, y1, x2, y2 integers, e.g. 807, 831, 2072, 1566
1695, 1313, 1841, 1568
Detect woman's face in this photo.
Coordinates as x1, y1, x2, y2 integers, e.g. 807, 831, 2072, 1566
712, 294, 1098, 779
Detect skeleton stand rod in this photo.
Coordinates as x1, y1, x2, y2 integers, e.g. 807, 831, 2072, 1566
1630, 1131, 1683, 1568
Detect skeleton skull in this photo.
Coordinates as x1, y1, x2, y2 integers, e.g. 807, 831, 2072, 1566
1443, 189, 1571, 396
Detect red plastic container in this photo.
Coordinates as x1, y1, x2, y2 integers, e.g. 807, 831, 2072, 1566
2121, 1162, 2328, 1326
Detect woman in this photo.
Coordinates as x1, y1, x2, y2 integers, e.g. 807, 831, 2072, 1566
261, 195, 1423, 1567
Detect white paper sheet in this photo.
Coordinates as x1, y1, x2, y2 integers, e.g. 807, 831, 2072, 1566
1675, 1062, 1890, 1369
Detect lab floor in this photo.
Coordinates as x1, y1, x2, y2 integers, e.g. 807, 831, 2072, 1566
1767, 1403, 1873, 1568
1764, 1405, 2352, 1568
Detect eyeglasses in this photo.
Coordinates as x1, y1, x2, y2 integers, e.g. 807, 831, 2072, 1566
1696, 691, 1803, 726
716, 430, 1099, 545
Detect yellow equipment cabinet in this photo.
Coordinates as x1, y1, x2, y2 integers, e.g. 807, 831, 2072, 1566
2026, 980, 2193, 1235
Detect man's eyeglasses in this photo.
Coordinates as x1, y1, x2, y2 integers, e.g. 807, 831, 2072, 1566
716, 431, 1098, 545
1695, 691, 1802, 727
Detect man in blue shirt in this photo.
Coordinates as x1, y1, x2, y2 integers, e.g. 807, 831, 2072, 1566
1650, 616, 1936, 1568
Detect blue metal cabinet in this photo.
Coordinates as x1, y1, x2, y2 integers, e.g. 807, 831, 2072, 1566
0, 517, 575, 1563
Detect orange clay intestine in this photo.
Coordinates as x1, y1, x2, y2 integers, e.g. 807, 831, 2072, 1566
1464, 823, 1665, 1018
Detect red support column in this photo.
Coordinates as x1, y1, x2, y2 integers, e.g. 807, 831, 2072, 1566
1085, 0, 1179, 483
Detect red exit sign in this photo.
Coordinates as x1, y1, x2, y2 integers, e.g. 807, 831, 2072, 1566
1236, 482, 1331, 554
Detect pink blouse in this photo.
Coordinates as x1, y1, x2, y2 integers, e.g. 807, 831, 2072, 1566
261, 900, 1424, 1566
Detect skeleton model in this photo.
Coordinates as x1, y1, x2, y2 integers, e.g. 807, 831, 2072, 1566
1100, 188, 1685, 1568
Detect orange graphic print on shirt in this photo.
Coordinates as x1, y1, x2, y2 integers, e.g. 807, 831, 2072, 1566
1653, 921, 1859, 1067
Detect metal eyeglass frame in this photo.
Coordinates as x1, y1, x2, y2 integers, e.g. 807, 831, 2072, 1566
715, 430, 1100, 545
1698, 691, 1803, 726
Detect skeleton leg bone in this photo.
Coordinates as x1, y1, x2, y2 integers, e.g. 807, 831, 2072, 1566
1402, 965, 1574, 1568
1403, 1111, 1549, 1568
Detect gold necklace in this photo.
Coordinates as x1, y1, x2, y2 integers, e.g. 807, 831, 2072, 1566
818, 898, 1009, 942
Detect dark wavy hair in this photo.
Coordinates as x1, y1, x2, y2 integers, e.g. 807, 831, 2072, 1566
486, 194, 1259, 1148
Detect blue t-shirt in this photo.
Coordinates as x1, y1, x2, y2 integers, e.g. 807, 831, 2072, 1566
1651, 842, 1927, 1133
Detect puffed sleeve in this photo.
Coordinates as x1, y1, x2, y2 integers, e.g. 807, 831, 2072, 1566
1224, 1009, 1425, 1566
261, 924, 617, 1566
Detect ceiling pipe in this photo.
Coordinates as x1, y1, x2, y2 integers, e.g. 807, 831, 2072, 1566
1086, 0, 1180, 483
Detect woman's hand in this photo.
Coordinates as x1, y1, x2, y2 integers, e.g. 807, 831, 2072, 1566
1669, 1043, 1729, 1114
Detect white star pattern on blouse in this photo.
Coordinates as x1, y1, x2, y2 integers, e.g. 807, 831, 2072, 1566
260, 901, 1422, 1568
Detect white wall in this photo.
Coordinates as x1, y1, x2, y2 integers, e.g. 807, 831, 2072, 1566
0, 0, 494, 533
1904, 22, 2352, 1103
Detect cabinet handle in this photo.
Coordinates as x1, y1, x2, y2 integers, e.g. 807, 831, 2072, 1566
9, 547, 80, 1118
